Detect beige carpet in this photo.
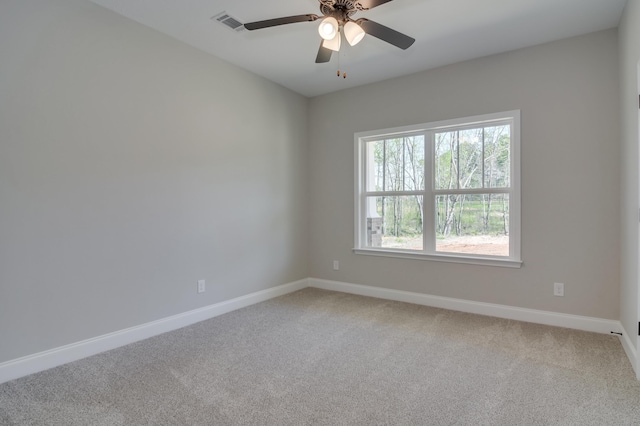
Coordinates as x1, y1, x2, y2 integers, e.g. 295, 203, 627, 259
1, 288, 639, 425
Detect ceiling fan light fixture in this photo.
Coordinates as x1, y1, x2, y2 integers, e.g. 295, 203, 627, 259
318, 16, 339, 40
344, 21, 365, 46
322, 32, 341, 52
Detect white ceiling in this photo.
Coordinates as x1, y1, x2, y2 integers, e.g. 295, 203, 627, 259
89, 0, 627, 98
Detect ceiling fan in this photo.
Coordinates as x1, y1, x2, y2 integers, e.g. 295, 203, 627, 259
244, 0, 415, 64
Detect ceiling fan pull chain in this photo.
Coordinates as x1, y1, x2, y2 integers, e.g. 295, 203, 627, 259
338, 44, 346, 78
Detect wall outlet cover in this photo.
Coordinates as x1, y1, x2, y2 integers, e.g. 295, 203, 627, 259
553, 282, 564, 297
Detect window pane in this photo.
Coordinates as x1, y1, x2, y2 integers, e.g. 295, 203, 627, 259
366, 137, 425, 192
365, 196, 423, 250
435, 194, 509, 256
484, 125, 511, 188
435, 131, 458, 190
458, 128, 483, 189
403, 135, 425, 191
365, 140, 385, 192
383, 138, 404, 191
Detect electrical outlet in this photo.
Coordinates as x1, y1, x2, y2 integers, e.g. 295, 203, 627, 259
553, 282, 564, 297
333, 260, 339, 271
197, 279, 206, 293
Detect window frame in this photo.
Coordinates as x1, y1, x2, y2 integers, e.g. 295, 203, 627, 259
353, 111, 521, 268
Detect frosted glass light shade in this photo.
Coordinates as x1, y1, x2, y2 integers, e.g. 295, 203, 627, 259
322, 32, 341, 52
344, 21, 365, 46
318, 17, 339, 40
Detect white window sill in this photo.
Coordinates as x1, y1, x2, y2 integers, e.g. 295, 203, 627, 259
353, 248, 522, 268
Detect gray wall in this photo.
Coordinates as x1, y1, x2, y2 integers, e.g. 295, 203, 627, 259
0, 0, 309, 363
619, 0, 640, 352
309, 30, 621, 320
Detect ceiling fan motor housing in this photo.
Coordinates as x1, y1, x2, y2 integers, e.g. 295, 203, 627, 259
320, 0, 359, 23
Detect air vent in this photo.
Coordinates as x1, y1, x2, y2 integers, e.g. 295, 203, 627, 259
212, 11, 245, 32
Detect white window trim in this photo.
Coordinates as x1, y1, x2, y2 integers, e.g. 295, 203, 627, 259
353, 111, 522, 268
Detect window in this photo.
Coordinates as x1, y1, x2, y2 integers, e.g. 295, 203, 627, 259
354, 111, 521, 267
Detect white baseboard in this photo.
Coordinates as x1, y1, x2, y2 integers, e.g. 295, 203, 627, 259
619, 325, 638, 379
309, 278, 623, 335
0, 279, 308, 385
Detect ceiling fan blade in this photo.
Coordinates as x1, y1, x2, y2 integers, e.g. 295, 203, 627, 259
315, 41, 333, 63
244, 14, 319, 31
357, 18, 415, 50
357, 0, 394, 10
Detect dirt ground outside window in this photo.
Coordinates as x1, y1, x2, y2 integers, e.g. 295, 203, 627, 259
382, 235, 509, 256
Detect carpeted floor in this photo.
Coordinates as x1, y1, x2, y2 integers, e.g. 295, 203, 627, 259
1, 288, 639, 425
